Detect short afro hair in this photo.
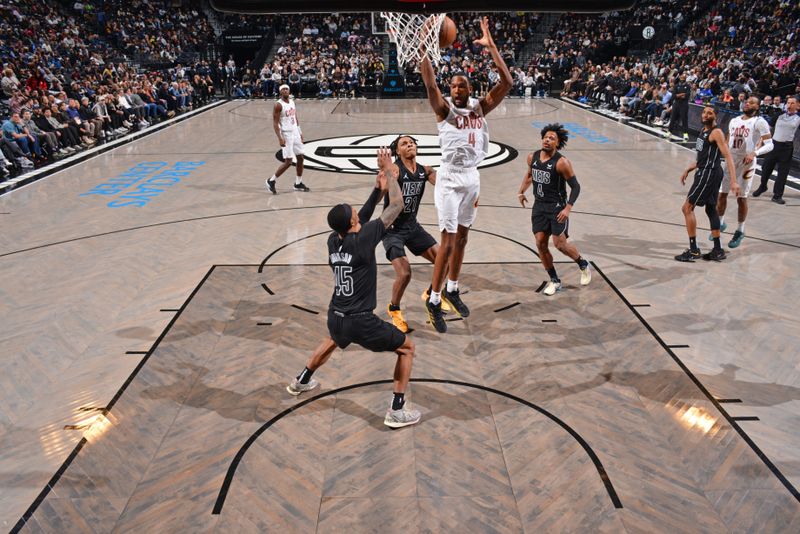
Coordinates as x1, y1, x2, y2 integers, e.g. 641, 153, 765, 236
450, 71, 471, 84
540, 123, 569, 150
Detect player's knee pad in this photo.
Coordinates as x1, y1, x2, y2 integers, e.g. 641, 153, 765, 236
705, 203, 720, 230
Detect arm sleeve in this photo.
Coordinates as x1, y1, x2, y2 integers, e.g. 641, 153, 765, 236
357, 187, 383, 224
358, 219, 387, 250
566, 176, 581, 206
755, 138, 773, 156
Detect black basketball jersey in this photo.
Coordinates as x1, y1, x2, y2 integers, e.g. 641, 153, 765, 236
384, 159, 427, 229
695, 127, 722, 171
328, 219, 386, 314
531, 150, 567, 205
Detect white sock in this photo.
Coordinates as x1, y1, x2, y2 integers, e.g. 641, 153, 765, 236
719, 216, 725, 227
738, 221, 745, 232
429, 290, 442, 305
446, 279, 458, 292
295, 176, 302, 185
268, 175, 276, 183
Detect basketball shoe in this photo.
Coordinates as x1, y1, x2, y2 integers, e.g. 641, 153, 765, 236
286, 377, 319, 396
387, 305, 409, 333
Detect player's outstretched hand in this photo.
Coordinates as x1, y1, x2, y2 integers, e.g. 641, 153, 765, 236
376, 147, 392, 171
376, 170, 388, 191
518, 193, 528, 208
473, 17, 493, 48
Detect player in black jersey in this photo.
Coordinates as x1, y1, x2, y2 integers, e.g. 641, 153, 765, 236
518, 124, 591, 296
675, 106, 739, 262
287, 148, 422, 429
378, 135, 443, 333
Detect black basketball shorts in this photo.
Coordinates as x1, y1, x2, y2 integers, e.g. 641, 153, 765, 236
328, 310, 406, 352
687, 167, 723, 207
382, 222, 437, 261
532, 203, 569, 237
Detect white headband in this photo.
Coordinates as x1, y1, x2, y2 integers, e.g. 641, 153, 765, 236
279, 84, 290, 91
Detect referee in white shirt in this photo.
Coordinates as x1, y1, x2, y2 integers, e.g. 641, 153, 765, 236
754, 95, 799, 204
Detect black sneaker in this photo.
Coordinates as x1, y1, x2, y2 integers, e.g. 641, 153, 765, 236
294, 182, 310, 192
425, 298, 447, 333
442, 288, 470, 317
266, 179, 276, 194
752, 185, 767, 198
702, 248, 727, 261
772, 196, 786, 205
674, 249, 701, 262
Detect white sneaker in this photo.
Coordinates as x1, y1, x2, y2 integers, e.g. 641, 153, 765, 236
580, 265, 591, 286
543, 279, 562, 296
286, 377, 319, 396
384, 404, 421, 428
123, 120, 133, 128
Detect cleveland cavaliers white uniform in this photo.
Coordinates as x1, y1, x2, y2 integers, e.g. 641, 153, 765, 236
278, 98, 304, 159
435, 97, 489, 232
721, 114, 770, 197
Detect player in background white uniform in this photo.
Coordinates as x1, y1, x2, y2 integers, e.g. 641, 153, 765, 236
420, 17, 512, 333
267, 84, 310, 194
714, 96, 772, 248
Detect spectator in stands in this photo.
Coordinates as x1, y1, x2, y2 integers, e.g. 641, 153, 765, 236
289, 69, 302, 97
22, 109, 61, 158
34, 107, 81, 152
3, 112, 42, 162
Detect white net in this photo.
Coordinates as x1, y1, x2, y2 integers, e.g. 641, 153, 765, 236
379, 12, 446, 66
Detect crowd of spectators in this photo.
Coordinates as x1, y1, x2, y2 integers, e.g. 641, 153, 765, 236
3, 0, 797, 180
218, 14, 386, 100
404, 12, 539, 98
95, 0, 215, 64
0, 0, 217, 179
551, 0, 797, 137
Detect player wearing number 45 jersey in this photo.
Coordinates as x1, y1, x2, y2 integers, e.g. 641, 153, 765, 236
287, 148, 421, 429
518, 124, 591, 296
420, 16, 512, 333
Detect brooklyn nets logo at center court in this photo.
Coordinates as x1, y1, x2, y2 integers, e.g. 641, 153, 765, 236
276, 134, 518, 174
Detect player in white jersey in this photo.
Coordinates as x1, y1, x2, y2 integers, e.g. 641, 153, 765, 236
266, 84, 310, 194
420, 17, 512, 333
714, 96, 772, 248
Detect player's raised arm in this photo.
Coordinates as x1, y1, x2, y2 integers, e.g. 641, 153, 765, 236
377, 148, 404, 228
421, 55, 449, 121
475, 17, 512, 116
518, 152, 534, 207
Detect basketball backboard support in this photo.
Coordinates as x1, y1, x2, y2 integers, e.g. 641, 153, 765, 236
210, 0, 637, 14
371, 12, 389, 35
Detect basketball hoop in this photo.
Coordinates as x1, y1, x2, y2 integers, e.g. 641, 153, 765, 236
380, 12, 446, 66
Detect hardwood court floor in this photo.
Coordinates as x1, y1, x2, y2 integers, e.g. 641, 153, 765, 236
1, 99, 799, 532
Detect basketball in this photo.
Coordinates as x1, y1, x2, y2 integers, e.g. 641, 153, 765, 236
439, 16, 457, 48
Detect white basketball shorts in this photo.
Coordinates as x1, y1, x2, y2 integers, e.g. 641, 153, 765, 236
434, 165, 480, 233
720, 156, 755, 197
281, 130, 304, 160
